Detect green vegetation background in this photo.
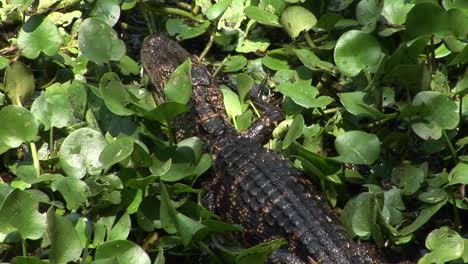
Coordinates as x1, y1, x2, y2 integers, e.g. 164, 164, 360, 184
0, 0, 467, 263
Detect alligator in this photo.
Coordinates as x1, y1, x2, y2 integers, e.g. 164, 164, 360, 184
141, 35, 388, 264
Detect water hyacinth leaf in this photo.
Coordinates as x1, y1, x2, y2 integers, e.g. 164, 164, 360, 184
47, 208, 83, 264
391, 165, 425, 195
417, 188, 447, 204
18, 15, 62, 59
59, 128, 108, 178
236, 239, 287, 264
293, 143, 341, 176
397, 199, 447, 236
50, 178, 89, 210
99, 137, 134, 168
244, 6, 280, 27
339, 91, 383, 119
411, 91, 459, 140
446, 8, 468, 39
235, 73, 254, 103
381, 0, 413, 26
0, 185, 46, 239
4, 61, 34, 106
11, 256, 49, 264
278, 83, 332, 108
294, 49, 335, 73
447, 162, 468, 186
119, 56, 140, 75
159, 182, 177, 234
206, 0, 233, 20
108, 213, 131, 241
282, 114, 304, 149
165, 58, 192, 104
95, 240, 150, 264
328, 0, 355, 11
144, 102, 189, 124
405, 2, 448, 39
381, 188, 405, 225
418, 227, 464, 264
78, 18, 125, 64
221, 85, 243, 122
223, 55, 248, 72
175, 212, 206, 246
0, 105, 37, 148
355, 0, 383, 28
31, 93, 75, 130
89, 0, 120, 26
334, 131, 380, 165
342, 192, 378, 238
334, 30, 383, 77
280, 6, 317, 38
100, 72, 135, 116
166, 19, 210, 40
218, 0, 244, 30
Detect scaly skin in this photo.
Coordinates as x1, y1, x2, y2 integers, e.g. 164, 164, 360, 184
141, 35, 387, 264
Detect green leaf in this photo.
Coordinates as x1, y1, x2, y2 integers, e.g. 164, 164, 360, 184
334, 131, 380, 165
100, 72, 135, 116
0, 105, 38, 148
280, 6, 317, 38
175, 212, 206, 246
218, 0, 244, 30
165, 58, 192, 104
108, 213, 131, 241
391, 164, 425, 195
47, 208, 83, 264
59, 128, 108, 178
381, 187, 405, 225
397, 199, 447, 236
3, 61, 34, 106
235, 239, 287, 264
206, 0, 233, 20
417, 188, 447, 204
418, 227, 464, 264
166, 19, 210, 40
18, 15, 62, 59
411, 91, 459, 140
95, 240, 151, 264
31, 93, 75, 130
119, 56, 140, 75
244, 6, 280, 27
90, 0, 120, 26
144, 102, 189, 124
282, 114, 304, 149
99, 137, 134, 168
78, 18, 125, 64
0, 185, 46, 239
447, 163, 468, 186
11, 256, 49, 264
221, 85, 243, 123
278, 83, 332, 108
294, 48, 336, 73
405, 2, 448, 39
339, 91, 384, 119
334, 30, 383, 77
50, 177, 89, 210
342, 192, 378, 238
223, 55, 248, 72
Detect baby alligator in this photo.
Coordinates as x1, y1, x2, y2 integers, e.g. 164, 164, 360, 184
141, 35, 387, 264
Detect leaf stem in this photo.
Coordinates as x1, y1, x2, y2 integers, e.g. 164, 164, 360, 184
212, 55, 229, 80
442, 129, 458, 164
303, 32, 316, 48
30, 142, 41, 176
49, 127, 54, 156
21, 238, 27, 256
323, 107, 340, 114
141, 0, 203, 22
199, 33, 215, 61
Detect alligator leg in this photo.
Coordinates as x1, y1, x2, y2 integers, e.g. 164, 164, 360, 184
240, 82, 284, 142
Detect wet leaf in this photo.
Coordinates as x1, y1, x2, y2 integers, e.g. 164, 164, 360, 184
0, 105, 37, 148
18, 15, 62, 59
280, 6, 317, 38
78, 18, 125, 64
4, 61, 34, 106
334, 131, 380, 165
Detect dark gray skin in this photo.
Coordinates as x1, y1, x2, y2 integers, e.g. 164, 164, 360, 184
141, 35, 388, 264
